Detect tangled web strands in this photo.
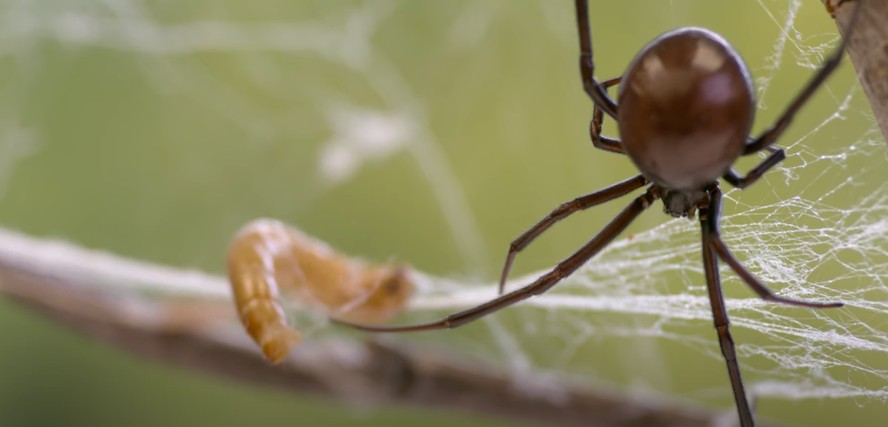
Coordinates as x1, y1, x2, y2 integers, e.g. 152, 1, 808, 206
375, 0, 888, 412
0, 0, 886, 424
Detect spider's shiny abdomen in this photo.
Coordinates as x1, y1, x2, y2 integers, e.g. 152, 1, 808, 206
618, 27, 755, 191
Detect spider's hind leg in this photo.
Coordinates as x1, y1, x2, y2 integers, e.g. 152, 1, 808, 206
590, 76, 625, 154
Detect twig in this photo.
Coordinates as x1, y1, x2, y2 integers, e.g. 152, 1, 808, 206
0, 228, 785, 427
827, 0, 888, 141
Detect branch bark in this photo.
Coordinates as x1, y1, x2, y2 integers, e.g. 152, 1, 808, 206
0, 228, 787, 427
828, 0, 888, 142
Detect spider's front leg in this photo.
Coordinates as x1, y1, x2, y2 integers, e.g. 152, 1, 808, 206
334, 186, 660, 333
741, 3, 853, 156
497, 174, 647, 294
575, 0, 618, 119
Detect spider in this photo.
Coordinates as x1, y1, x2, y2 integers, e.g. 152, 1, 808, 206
334, 1, 855, 425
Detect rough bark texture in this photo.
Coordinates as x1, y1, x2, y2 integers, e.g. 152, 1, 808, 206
829, 0, 888, 141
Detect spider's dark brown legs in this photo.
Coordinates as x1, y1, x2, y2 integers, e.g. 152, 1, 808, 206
575, 0, 618, 119
497, 174, 647, 294
590, 76, 625, 154
722, 147, 785, 189
705, 187, 843, 309
333, 187, 659, 333
743, 3, 859, 155
699, 192, 754, 427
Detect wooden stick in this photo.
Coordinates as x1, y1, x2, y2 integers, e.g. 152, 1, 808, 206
0, 228, 784, 427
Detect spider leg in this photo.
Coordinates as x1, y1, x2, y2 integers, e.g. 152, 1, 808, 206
333, 186, 659, 333
743, 3, 859, 155
590, 76, 625, 154
498, 174, 647, 294
575, 0, 618, 119
705, 186, 843, 309
698, 192, 754, 427
700, 186, 843, 427
723, 147, 785, 189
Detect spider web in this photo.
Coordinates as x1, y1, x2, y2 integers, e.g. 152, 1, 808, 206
0, 0, 885, 425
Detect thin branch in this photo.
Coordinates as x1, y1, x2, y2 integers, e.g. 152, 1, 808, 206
827, 0, 888, 141
0, 228, 783, 427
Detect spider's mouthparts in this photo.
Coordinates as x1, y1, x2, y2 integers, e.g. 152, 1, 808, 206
661, 189, 706, 218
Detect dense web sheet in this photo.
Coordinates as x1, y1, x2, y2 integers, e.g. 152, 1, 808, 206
1, 0, 886, 421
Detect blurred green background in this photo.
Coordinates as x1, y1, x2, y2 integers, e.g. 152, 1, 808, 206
0, 1, 885, 426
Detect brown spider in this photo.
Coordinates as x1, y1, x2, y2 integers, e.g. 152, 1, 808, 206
335, 2, 856, 425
